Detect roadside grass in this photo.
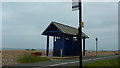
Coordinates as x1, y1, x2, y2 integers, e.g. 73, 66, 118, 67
72, 57, 119, 68
83, 57, 119, 66
17, 54, 51, 63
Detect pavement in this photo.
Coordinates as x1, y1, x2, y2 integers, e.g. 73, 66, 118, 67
1, 55, 119, 68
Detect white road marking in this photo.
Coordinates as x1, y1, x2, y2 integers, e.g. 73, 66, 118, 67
46, 55, 119, 67
47, 61, 79, 66
36, 55, 119, 68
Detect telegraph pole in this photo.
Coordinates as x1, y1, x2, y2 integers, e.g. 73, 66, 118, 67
72, 0, 83, 68
78, 1, 82, 68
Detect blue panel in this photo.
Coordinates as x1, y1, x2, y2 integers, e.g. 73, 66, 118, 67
43, 30, 62, 36
53, 35, 78, 56
64, 37, 73, 56
73, 40, 77, 55
44, 30, 61, 33
42, 23, 63, 36
64, 36, 78, 56
54, 36, 65, 56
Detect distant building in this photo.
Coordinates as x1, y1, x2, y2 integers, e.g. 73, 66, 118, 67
42, 21, 89, 56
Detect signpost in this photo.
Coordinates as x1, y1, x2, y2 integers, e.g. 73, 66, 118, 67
72, 1, 79, 11
81, 22, 84, 28
72, 0, 83, 68
96, 38, 98, 56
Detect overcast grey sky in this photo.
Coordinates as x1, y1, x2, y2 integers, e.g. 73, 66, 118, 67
2, 2, 118, 51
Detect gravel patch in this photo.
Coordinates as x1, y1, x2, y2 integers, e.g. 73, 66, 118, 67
1, 50, 118, 66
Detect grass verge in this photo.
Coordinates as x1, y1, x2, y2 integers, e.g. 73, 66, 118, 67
17, 54, 51, 63
83, 57, 119, 66
72, 57, 119, 68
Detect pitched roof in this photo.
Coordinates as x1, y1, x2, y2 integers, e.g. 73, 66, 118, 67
42, 21, 89, 38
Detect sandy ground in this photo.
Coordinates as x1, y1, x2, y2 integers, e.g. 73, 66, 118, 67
0, 51, 2, 66
85, 51, 119, 56
0, 50, 119, 66
1, 50, 52, 66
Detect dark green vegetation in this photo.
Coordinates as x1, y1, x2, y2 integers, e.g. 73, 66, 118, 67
25, 49, 37, 51
17, 54, 51, 63
72, 57, 119, 68
83, 57, 119, 66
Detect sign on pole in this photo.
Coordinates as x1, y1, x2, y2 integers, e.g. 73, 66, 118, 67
72, 0, 79, 11
81, 22, 84, 28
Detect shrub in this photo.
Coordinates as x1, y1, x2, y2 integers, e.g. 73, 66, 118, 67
17, 54, 50, 63
25, 49, 30, 51
31, 49, 37, 51
115, 53, 118, 55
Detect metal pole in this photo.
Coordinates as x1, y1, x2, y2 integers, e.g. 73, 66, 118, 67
78, 1, 82, 68
83, 38, 85, 56
96, 38, 98, 56
53, 36, 55, 56
46, 36, 49, 56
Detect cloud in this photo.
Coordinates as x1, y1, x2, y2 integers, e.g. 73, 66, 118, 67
2, 2, 118, 50
2, 2, 78, 49
82, 2, 118, 50
0, 2, 2, 48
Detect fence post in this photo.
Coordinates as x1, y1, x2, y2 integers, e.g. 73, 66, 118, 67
60, 49, 62, 57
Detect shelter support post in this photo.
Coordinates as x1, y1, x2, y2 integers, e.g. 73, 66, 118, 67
83, 38, 86, 56
53, 36, 55, 56
62, 35, 65, 57
46, 36, 49, 56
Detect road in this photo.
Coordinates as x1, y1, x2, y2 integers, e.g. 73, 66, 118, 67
41, 55, 119, 68
1, 55, 119, 68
